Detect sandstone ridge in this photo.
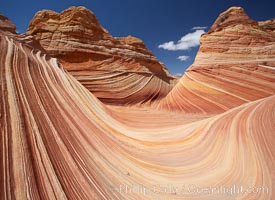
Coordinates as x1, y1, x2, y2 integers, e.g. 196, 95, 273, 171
26, 6, 176, 104
1, 19, 275, 200
0, 14, 16, 33
1, 6, 275, 200
158, 6, 275, 113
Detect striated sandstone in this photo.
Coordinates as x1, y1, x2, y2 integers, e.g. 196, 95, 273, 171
0, 14, 16, 33
259, 18, 275, 31
158, 7, 275, 113
1, 6, 275, 199
208, 7, 258, 33
26, 6, 176, 105
1, 27, 275, 199
192, 7, 275, 71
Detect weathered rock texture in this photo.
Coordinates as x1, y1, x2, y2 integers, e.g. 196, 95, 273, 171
26, 6, 176, 105
1, 27, 275, 200
1, 6, 275, 200
158, 7, 275, 113
0, 14, 16, 33
258, 18, 275, 31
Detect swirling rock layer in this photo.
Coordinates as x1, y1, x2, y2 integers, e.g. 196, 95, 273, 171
26, 6, 176, 105
158, 7, 275, 113
1, 6, 275, 200
1, 30, 275, 200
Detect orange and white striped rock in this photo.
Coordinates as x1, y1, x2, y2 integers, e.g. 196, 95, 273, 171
1, 6, 275, 200
158, 7, 275, 113
26, 6, 177, 105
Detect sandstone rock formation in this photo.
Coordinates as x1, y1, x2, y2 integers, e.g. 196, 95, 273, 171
26, 6, 176, 105
158, 7, 275, 113
0, 14, 45, 52
1, 6, 275, 200
0, 14, 16, 33
1, 27, 275, 200
259, 18, 275, 31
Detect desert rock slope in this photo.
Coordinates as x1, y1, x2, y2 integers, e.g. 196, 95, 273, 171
158, 7, 275, 113
26, 6, 176, 105
1, 6, 275, 200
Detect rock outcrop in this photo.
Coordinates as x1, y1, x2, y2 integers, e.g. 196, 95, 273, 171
158, 7, 275, 113
1, 23, 275, 199
191, 7, 275, 71
26, 6, 176, 105
0, 14, 16, 33
259, 18, 275, 31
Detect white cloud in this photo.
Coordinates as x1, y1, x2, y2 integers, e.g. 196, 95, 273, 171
192, 26, 208, 30
177, 55, 189, 61
158, 30, 205, 51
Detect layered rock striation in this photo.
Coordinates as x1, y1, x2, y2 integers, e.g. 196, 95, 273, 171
26, 6, 176, 105
1, 23, 275, 199
1, 7, 275, 199
0, 14, 16, 33
158, 7, 275, 113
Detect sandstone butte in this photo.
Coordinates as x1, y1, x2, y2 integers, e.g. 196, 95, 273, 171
25, 6, 177, 105
158, 7, 275, 113
1, 6, 275, 200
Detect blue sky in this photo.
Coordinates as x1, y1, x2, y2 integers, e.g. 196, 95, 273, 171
1, 0, 275, 75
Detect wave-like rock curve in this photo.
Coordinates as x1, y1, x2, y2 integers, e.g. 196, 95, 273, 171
158, 7, 275, 113
1, 6, 275, 200
25, 6, 176, 105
